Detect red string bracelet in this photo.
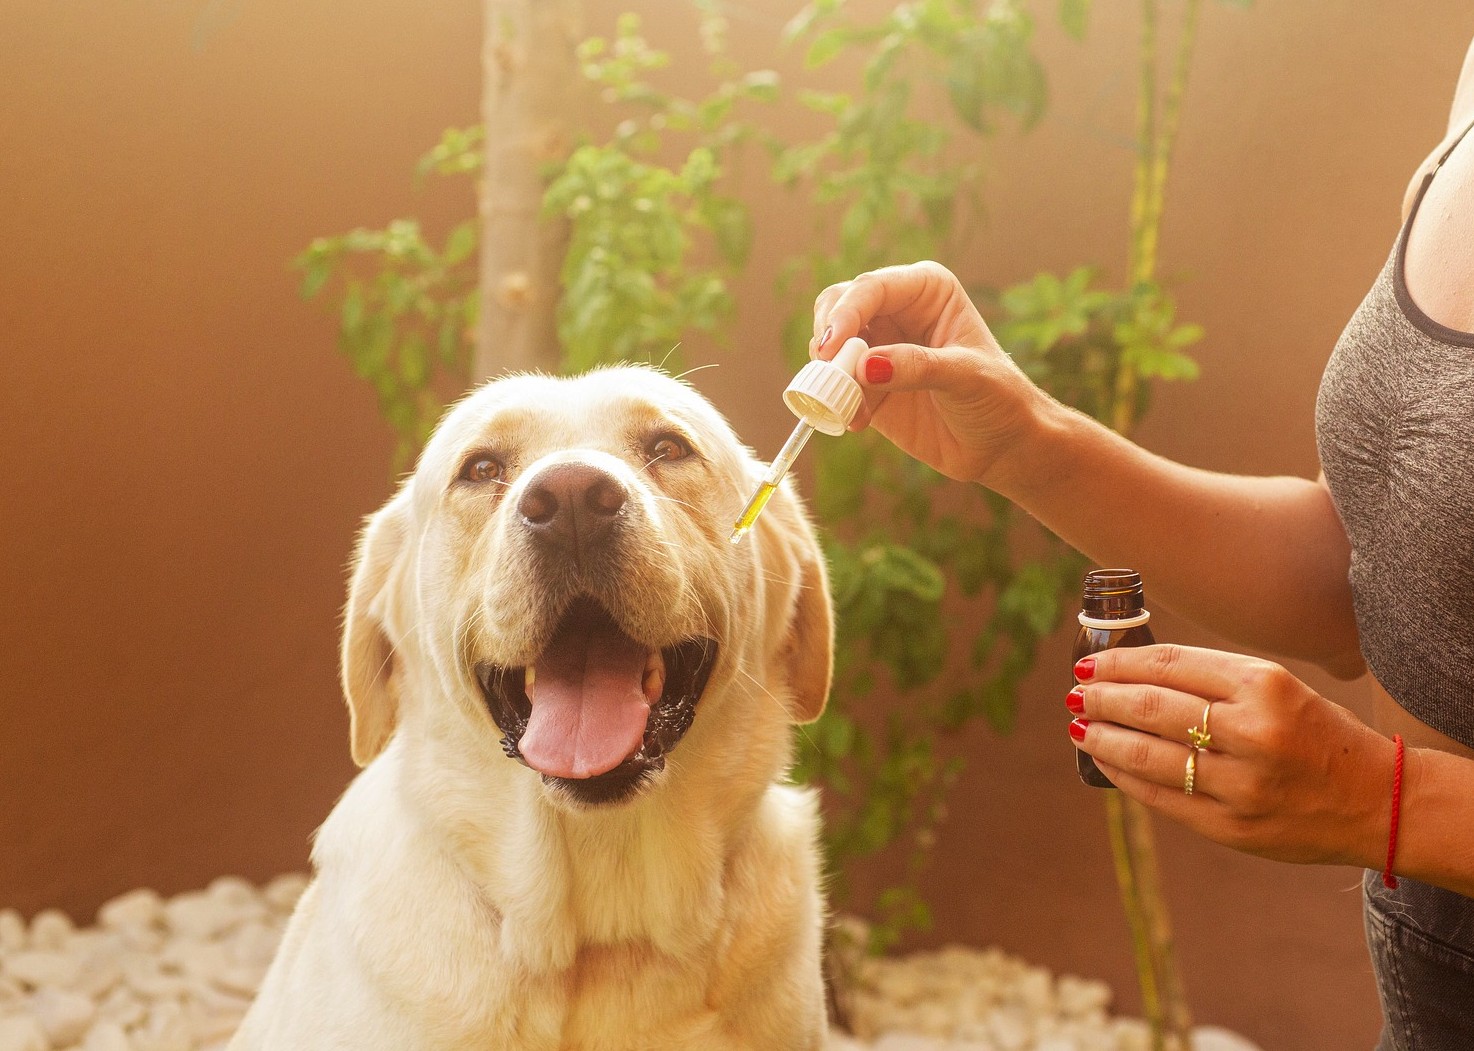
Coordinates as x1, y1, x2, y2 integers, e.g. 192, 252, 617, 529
1383, 733, 1405, 890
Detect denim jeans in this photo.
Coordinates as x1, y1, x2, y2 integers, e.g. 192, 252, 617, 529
1363, 869, 1474, 1049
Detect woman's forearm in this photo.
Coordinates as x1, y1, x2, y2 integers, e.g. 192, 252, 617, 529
990, 395, 1363, 676
1398, 747, 1474, 898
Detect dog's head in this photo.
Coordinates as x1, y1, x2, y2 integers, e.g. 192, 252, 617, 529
339, 365, 832, 808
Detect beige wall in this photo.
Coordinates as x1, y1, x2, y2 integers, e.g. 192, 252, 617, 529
4, 2, 1471, 1048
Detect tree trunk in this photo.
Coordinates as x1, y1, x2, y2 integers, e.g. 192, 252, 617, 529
475, 0, 582, 379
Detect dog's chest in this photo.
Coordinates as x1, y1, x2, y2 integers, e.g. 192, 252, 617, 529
539, 942, 721, 1049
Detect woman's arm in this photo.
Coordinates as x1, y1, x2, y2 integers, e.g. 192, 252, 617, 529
811, 265, 1363, 677
997, 398, 1363, 677
1398, 747, 1474, 898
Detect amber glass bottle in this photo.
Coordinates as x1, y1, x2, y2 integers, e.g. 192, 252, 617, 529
1073, 569, 1154, 788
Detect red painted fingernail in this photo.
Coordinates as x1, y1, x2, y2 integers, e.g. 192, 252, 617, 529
1074, 657, 1096, 681
865, 355, 893, 385
1066, 686, 1085, 714
818, 325, 833, 351
1069, 718, 1090, 742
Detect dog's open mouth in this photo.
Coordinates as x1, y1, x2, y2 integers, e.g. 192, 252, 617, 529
477, 597, 717, 804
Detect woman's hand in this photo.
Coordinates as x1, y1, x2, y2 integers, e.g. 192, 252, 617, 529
1069, 643, 1395, 867
810, 260, 1046, 486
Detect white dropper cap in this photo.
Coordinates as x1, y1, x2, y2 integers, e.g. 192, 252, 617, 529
782, 336, 867, 435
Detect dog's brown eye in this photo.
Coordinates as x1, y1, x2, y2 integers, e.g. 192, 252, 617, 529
460, 456, 504, 484
648, 435, 690, 464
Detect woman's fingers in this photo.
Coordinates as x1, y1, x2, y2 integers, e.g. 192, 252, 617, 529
1073, 720, 1232, 801
1078, 643, 1278, 707
811, 261, 958, 357
1092, 759, 1238, 832
810, 282, 848, 345
1074, 680, 1238, 752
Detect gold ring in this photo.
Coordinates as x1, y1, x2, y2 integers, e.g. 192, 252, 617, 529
1187, 700, 1214, 751
1183, 749, 1197, 796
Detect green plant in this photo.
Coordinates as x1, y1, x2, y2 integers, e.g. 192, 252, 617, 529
294, 127, 483, 468
544, 8, 775, 371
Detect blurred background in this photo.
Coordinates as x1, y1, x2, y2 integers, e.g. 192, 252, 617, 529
4, 1, 1472, 1048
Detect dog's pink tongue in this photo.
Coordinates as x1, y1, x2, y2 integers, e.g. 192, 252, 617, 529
519, 624, 650, 779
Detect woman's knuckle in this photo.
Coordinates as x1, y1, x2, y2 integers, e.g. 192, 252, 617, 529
1133, 686, 1165, 724
1240, 658, 1284, 693
1127, 735, 1153, 770
1148, 644, 1182, 677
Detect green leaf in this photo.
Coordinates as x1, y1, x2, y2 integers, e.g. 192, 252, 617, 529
399, 333, 429, 387
442, 220, 478, 267
804, 28, 849, 68
340, 281, 365, 336
982, 677, 1018, 734
1059, 0, 1090, 39
298, 255, 332, 299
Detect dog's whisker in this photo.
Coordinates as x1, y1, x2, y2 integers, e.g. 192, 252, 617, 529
733, 668, 819, 750
643, 492, 700, 513
671, 362, 720, 382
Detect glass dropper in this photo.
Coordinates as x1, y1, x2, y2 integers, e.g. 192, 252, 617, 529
729, 337, 869, 544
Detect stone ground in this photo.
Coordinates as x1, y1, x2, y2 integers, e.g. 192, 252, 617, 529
0, 878, 1260, 1051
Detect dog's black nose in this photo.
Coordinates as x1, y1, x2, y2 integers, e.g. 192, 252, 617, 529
517, 463, 629, 553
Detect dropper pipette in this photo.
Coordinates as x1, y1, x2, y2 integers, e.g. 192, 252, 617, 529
729, 337, 869, 544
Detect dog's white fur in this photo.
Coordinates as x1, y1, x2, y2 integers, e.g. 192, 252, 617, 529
230, 367, 833, 1050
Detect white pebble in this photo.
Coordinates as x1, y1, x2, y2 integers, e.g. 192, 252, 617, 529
1036, 1037, 1082, 1051
136, 1000, 190, 1051
0, 1013, 50, 1051
95, 987, 145, 1030
28, 911, 74, 954
987, 1008, 1031, 1051
0, 911, 27, 955
225, 923, 280, 969
5, 951, 82, 991
96, 892, 162, 934
205, 877, 257, 909
261, 874, 309, 913
31, 986, 95, 1046
82, 1020, 133, 1051
161, 894, 235, 942
872, 1034, 946, 1051
1192, 1027, 1263, 1051
1056, 975, 1111, 1018
211, 963, 266, 1000
71, 950, 122, 1002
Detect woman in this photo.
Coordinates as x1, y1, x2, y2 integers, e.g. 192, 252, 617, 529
809, 37, 1474, 1049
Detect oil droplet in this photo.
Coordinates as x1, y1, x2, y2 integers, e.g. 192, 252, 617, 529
729, 481, 779, 544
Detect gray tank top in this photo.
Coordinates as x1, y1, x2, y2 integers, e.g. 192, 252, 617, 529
1316, 119, 1474, 748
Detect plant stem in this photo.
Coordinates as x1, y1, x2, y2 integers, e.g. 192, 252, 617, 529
1109, 3, 1200, 1047
1105, 793, 1163, 1036
476, 0, 584, 377
1141, 0, 1203, 286
1124, 795, 1192, 1050
1127, 0, 1159, 287
1114, 0, 1160, 435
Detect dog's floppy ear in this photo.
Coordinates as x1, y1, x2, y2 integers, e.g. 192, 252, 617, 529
757, 482, 834, 723
341, 494, 410, 766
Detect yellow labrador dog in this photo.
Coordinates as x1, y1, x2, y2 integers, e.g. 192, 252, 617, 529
230, 366, 832, 1050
